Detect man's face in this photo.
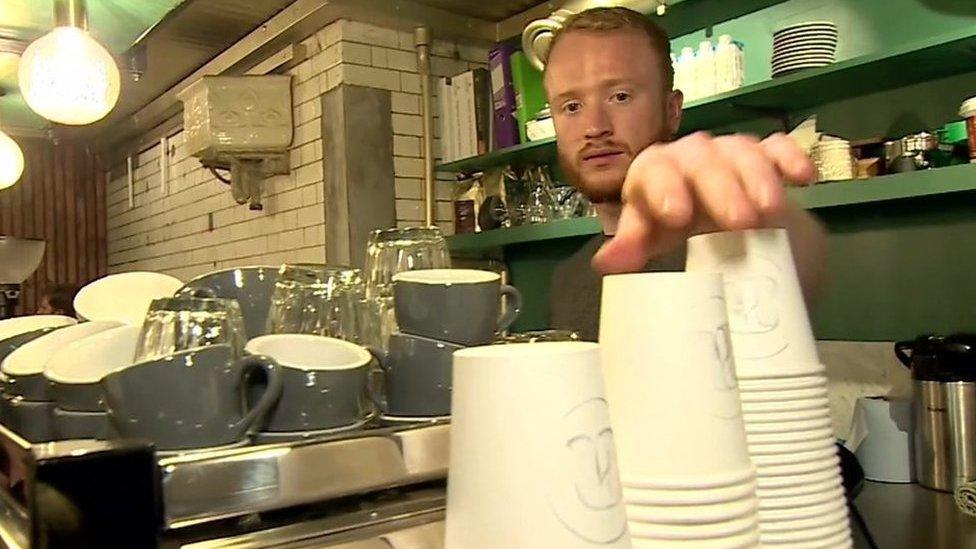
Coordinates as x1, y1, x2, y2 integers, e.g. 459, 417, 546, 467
544, 29, 682, 203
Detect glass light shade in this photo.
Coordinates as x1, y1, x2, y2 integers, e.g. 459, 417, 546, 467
0, 130, 24, 190
18, 26, 121, 125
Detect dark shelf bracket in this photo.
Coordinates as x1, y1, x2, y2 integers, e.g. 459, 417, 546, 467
729, 104, 793, 132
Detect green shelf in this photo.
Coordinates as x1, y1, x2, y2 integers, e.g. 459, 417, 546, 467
657, 0, 790, 39
681, 26, 976, 132
436, 27, 976, 174
437, 137, 556, 174
789, 163, 976, 209
447, 164, 976, 252
448, 216, 600, 252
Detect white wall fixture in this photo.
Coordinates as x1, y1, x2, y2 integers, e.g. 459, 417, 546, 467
0, 128, 24, 190
17, 0, 121, 125
177, 75, 293, 211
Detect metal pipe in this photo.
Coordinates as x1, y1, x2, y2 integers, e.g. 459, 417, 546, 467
53, 0, 89, 30
414, 26, 435, 227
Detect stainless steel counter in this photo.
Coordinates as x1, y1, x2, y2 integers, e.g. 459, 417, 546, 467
853, 481, 976, 548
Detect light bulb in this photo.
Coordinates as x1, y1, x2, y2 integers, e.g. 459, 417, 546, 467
0, 130, 25, 190
18, 26, 120, 125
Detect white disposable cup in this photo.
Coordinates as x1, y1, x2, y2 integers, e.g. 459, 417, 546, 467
600, 273, 752, 482
739, 386, 828, 403
740, 396, 830, 413
757, 485, 845, 511
760, 507, 849, 534
628, 513, 758, 540
757, 477, 842, 498
746, 437, 836, 456
746, 427, 834, 445
741, 407, 831, 424
757, 465, 843, 489
756, 454, 840, 477
445, 342, 631, 549
621, 468, 755, 491
632, 528, 759, 549
758, 496, 847, 523
686, 229, 821, 377
744, 416, 832, 434
752, 446, 839, 469
625, 496, 758, 525
622, 479, 756, 506
738, 374, 826, 392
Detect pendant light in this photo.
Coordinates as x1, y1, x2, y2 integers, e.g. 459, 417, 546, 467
0, 126, 24, 190
17, 0, 121, 125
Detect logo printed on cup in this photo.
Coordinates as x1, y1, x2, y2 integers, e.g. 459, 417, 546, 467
721, 254, 790, 361
547, 397, 628, 544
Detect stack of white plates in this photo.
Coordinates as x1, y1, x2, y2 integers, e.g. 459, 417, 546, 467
772, 21, 838, 78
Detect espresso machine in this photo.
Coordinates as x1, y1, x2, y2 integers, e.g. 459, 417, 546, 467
0, 237, 46, 319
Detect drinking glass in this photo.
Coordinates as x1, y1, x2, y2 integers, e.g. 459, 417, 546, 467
134, 296, 247, 363
265, 265, 367, 343
363, 226, 451, 349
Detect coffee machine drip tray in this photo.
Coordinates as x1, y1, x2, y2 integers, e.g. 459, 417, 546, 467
160, 421, 449, 529
0, 421, 449, 547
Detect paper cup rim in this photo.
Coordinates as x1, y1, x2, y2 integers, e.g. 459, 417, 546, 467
454, 341, 598, 360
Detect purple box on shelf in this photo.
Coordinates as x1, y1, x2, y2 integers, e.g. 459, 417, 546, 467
489, 43, 520, 150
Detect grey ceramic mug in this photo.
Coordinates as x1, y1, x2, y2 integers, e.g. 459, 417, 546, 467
380, 332, 463, 417
180, 266, 279, 340
392, 269, 522, 346
101, 344, 283, 451
5, 396, 56, 442
244, 334, 374, 432
53, 408, 114, 440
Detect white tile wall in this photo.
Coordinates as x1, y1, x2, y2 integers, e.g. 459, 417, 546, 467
106, 18, 490, 279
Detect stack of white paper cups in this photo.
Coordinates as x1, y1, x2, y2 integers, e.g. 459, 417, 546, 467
600, 272, 761, 548
686, 228, 852, 548
445, 342, 632, 549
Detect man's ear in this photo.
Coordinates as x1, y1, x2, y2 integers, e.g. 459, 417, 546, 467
666, 89, 684, 137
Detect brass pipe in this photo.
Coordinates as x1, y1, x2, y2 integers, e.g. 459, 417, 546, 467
53, 0, 89, 30
414, 26, 435, 227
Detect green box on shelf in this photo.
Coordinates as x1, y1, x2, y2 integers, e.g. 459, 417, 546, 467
510, 51, 547, 144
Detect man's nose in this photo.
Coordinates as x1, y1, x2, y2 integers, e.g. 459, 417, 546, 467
583, 105, 612, 140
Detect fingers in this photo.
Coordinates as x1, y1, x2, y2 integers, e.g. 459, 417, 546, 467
592, 205, 654, 274
623, 147, 692, 229
761, 132, 817, 185
714, 135, 787, 217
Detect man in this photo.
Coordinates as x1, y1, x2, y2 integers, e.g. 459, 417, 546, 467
545, 7, 827, 340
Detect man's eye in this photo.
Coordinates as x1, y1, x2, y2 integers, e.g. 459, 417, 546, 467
612, 92, 631, 103
562, 101, 582, 114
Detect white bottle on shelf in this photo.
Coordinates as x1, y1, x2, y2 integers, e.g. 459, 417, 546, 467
715, 34, 735, 93
734, 40, 745, 88
696, 40, 716, 98
677, 46, 697, 100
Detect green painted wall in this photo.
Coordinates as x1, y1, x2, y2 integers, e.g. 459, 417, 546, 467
487, 0, 976, 340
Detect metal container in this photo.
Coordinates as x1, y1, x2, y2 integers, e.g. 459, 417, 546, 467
898, 335, 976, 492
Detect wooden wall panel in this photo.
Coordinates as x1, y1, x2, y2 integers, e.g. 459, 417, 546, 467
0, 137, 107, 315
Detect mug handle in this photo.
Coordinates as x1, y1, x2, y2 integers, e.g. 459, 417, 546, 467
365, 346, 388, 415
894, 341, 913, 369
496, 284, 523, 334
233, 354, 283, 437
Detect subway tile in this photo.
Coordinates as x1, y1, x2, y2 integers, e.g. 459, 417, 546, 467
395, 177, 423, 199
400, 73, 421, 94
392, 113, 423, 137
340, 41, 372, 66
386, 49, 416, 72
341, 64, 400, 92
391, 92, 420, 115
314, 44, 342, 74
395, 199, 424, 221
317, 20, 343, 48
342, 20, 399, 48
393, 156, 424, 178
370, 46, 388, 68
394, 135, 421, 157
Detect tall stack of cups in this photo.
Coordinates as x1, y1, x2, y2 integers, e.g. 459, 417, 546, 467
686, 228, 852, 547
600, 272, 761, 548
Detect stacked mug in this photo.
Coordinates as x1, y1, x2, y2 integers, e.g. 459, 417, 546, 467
687, 229, 852, 548
600, 272, 761, 548
383, 269, 522, 420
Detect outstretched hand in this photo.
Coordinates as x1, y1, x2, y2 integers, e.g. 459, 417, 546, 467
592, 131, 816, 274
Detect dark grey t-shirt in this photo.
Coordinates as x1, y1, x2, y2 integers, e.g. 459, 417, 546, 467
548, 234, 687, 341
